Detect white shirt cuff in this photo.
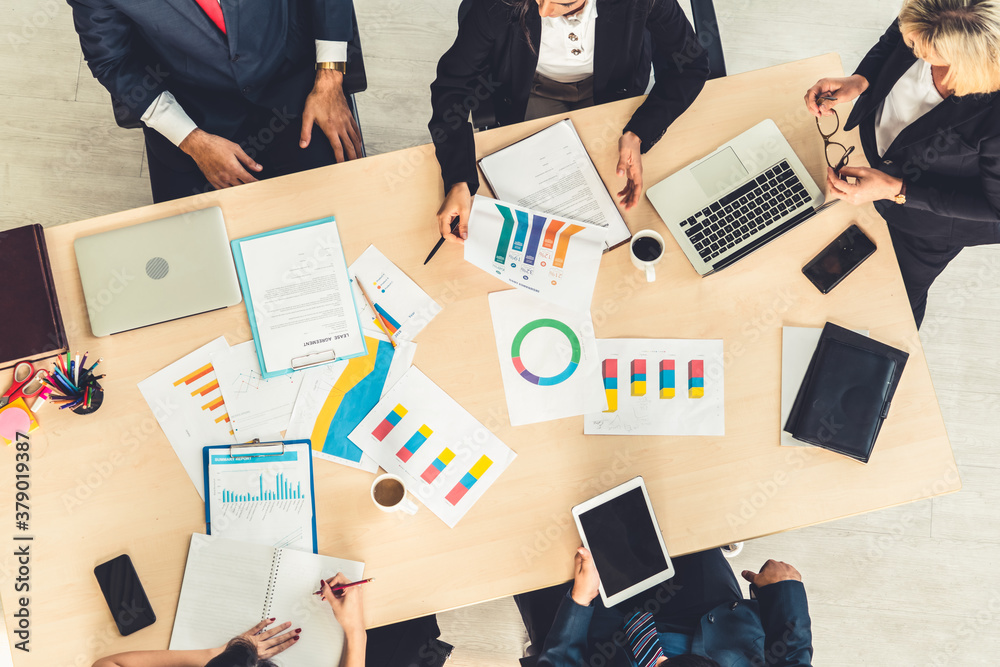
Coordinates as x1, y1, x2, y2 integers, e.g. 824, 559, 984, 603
316, 40, 348, 63
140, 91, 198, 147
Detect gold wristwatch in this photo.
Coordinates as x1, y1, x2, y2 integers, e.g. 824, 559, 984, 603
316, 61, 347, 74
893, 181, 907, 205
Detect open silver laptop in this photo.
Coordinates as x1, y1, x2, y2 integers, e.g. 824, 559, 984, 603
75, 207, 242, 336
647, 119, 832, 276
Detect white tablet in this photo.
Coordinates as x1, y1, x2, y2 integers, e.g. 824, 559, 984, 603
571, 476, 675, 607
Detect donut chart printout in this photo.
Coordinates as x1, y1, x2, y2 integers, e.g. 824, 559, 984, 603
348, 367, 517, 528
584, 339, 725, 436
465, 195, 607, 312
488, 289, 606, 426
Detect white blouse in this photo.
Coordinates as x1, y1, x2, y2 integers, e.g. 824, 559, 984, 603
874, 59, 945, 157
535, 0, 599, 84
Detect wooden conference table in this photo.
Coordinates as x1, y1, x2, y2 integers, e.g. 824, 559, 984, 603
2, 54, 959, 664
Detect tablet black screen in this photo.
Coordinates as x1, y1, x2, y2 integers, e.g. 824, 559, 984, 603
578, 487, 668, 597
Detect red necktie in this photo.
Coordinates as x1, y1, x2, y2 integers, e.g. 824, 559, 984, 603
194, 0, 227, 34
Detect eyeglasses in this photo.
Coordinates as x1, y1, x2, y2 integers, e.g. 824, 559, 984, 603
815, 108, 855, 173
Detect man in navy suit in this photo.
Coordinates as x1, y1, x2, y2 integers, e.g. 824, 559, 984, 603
69, 0, 364, 202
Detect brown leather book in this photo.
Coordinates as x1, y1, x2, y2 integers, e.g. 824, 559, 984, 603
0, 224, 68, 369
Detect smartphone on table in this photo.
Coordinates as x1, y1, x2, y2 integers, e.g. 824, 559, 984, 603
94, 554, 156, 635
802, 224, 877, 294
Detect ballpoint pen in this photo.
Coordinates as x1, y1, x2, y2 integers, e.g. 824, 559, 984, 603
424, 216, 461, 265
313, 578, 374, 597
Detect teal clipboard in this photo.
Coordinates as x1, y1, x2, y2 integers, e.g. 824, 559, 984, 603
231, 216, 368, 378
203, 439, 319, 554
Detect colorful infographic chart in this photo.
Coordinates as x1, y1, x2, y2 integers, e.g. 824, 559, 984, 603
286, 335, 416, 472
138, 336, 238, 500
489, 289, 605, 426
584, 339, 725, 436
349, 245, 442, 342
348, 367, 517, 528
465, 195, 607, 312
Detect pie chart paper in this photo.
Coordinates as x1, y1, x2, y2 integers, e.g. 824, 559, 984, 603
488, 289, 606, 426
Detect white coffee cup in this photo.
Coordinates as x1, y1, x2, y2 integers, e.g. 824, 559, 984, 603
630, 230, 665, 282
370, 473, 418, 515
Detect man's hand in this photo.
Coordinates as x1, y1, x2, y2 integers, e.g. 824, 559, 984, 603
231, 618, 300, 659
570, 547, 600, 606
741, 559, 802, 589
826, 166, 903, 205
179, 128, 262, 190
617, 132, 644, 209
301, 69, 362, 162
436, 182, 471, 245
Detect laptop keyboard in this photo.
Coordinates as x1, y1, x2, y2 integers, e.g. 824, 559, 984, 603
680, 160, 810, 263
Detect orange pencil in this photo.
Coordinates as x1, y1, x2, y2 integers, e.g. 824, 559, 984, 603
353, 276, 397, 348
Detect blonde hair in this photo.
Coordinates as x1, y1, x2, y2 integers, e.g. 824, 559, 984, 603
899, 0, 1000, 95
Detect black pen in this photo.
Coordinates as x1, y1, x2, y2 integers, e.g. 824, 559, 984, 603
424, 216, 461, 265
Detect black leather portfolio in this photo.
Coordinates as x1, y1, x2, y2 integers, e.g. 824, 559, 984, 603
0, 224, 68, 369
784, 322, 909, 463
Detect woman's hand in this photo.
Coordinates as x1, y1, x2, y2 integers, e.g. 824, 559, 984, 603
804, 75, 870, 117
320, 574, 366, 638
826, 166, 903, 205
570, 547, 600, 607
231, 618, 300, 660
437, 182, 472, 245
617, 132, 644, 209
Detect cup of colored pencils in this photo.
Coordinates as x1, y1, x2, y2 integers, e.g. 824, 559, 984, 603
44, 351, 105, 415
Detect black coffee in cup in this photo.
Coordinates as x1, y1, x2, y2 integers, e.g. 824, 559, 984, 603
374, 478, 405, 507
632, 236, 663, 262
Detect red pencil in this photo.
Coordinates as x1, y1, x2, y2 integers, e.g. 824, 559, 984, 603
313, 578, 374, 596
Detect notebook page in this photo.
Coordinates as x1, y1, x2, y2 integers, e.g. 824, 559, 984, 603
169, 534, 273, 650
264, 549, 365, 667
479, 119, 632, 250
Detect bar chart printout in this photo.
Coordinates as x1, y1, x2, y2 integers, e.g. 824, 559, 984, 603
347, 367, 518, 527
584, 339, 725, 436
205, 441, 317, 552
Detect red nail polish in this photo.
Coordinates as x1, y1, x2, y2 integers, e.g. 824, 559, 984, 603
269, 617, 275, 622
295, 628, 302, 633
294, 635, 300, 640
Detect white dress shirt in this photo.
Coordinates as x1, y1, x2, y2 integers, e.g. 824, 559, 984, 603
141, 0, 347, 146
535, 0, 598, 84
874, 59, 944, 157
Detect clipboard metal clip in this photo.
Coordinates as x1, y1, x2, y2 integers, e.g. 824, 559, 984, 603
228, 438, 287, 457
291, 349, 337, 371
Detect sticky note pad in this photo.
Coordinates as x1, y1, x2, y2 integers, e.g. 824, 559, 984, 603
0, 398, 38, 445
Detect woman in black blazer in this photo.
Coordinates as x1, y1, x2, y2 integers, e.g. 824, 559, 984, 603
805, 0, 1000, 328
429, 0, 710, 243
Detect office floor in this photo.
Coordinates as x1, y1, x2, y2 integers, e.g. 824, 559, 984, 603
1, 0, 997, 664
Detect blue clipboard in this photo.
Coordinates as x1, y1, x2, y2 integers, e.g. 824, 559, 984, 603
231, 216, 368, 378
203, 439, 319, 554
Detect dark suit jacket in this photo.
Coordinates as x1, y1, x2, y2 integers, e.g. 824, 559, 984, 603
846, 21, 1000, 247
68, 0, 362, 139
429, 0, 710, 193
532, 582, 813, 667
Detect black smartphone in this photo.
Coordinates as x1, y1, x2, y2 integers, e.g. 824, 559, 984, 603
94, 554, 156, 636
802, 224, 877, 294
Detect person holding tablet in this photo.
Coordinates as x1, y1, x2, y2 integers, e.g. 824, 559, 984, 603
429, 0, 711, 243
517, 547, 813, 667
804, 0, 1000, 328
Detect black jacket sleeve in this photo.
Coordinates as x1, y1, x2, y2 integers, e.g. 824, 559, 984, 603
754, 581, 814, 667
904, 131, 1000, 225
853, 20, 904, 86
428, 2, 505, 195
68, 0, 169, 128
623, 0, 710, 153
311, 0, 355, 43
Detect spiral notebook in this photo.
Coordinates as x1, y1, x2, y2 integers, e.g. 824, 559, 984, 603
169, 534, 364, 666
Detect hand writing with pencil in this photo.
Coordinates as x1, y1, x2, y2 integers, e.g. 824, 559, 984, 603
319, 573, 367, 665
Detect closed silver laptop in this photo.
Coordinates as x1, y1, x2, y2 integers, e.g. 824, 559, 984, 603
75, 207, 242, 336
646, 119, 831, 276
